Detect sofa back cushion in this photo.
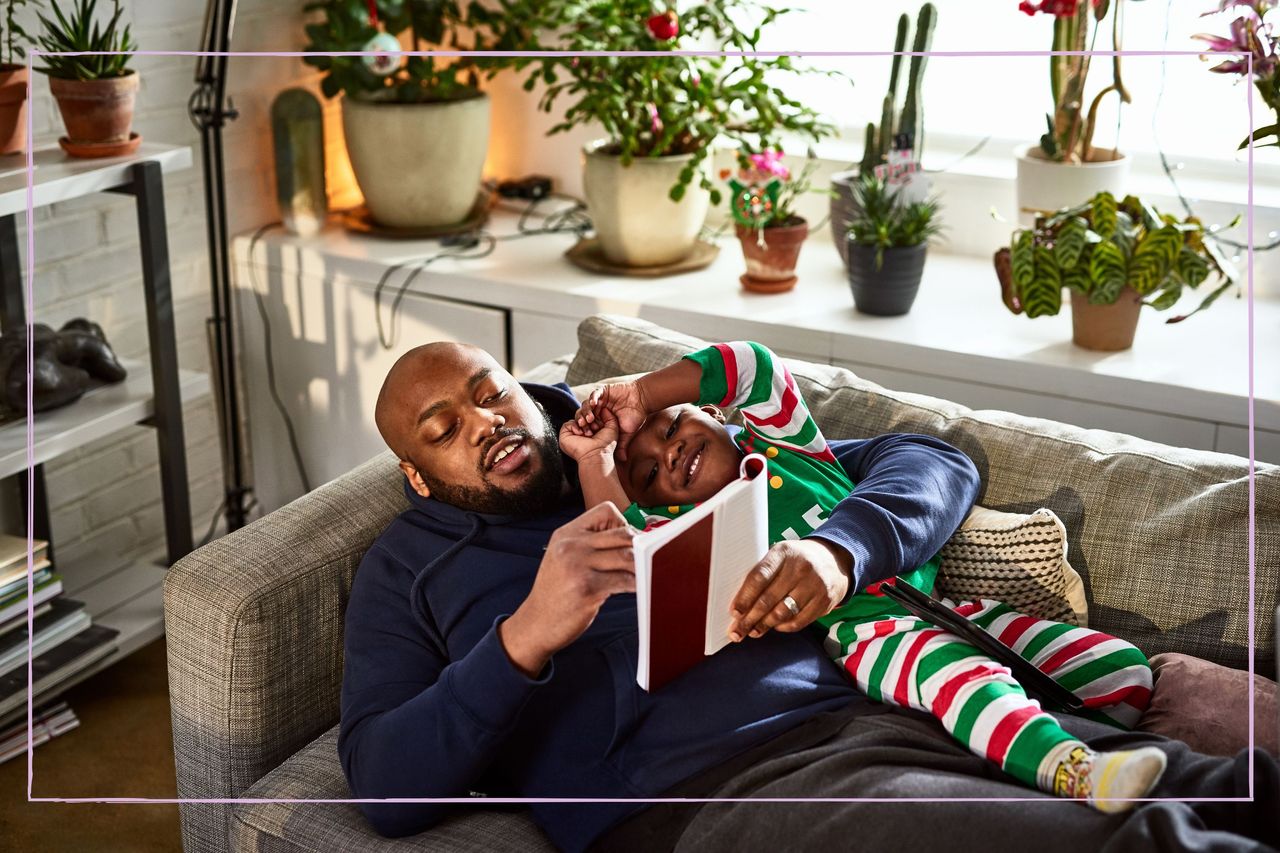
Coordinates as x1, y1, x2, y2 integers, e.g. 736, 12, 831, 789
566, 314, 1278, 676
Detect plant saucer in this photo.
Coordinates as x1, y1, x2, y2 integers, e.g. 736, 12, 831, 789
59, 132, 142, 159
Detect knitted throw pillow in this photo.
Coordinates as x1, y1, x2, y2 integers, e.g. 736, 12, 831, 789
937, 506, 1088, 627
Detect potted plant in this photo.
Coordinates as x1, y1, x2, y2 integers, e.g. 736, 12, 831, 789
35, 0, 139, 158
845, 173, 942, 315
1014, 0, 1139, 224
1194, 0, 1278, 152
302, 1, 507, 229
510, 0, 834, 268
0, 1, 39, 155
994, 190, 1238, 350
726, 149, 819, 293
831, 3, 936, 267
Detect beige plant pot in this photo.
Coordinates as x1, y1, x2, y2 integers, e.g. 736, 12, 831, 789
1015, 143, 1130, 227
0, 65, 28, 155
1070, 287, 1143, 351
49, 71, 138, 145
341, 92, 490, 229
582, 139, 710, 267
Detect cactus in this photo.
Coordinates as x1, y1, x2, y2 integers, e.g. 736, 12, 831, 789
859, 3, 935, 176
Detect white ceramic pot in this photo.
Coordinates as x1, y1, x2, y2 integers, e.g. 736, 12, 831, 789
582, 139, 710, 267
1015, 143, 1130, 226
341, 92, 490, 228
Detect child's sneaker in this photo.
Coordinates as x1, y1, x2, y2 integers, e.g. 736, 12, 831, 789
1049, 743, 1167, 813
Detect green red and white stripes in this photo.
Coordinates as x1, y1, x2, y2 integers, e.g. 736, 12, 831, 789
686, 342, 837, 463
827, 599, 1153, 791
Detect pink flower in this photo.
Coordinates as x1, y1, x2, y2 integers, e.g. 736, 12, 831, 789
747, 150, 790, 180
1194, 6, 1277, 76
647, 102, 663, 134
647, 11, 679, 41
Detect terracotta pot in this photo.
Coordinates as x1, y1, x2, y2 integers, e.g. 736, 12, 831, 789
735, 218, 808, 293
342, 92, 490, 228
1015, 143, 1130, 227
1070, 287, 1143, 351
49, 72, 139, 146
582, 139, 710, 267
0, 65, 29, 155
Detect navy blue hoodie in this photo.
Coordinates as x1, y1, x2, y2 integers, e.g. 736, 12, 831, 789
338, 382, 981, 852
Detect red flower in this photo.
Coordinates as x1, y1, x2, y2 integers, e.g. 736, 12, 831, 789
1019, 0, 1103, 15
647, 10, 679, 41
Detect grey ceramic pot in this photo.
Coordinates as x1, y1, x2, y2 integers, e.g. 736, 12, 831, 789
829, 170, 861, 267
846, 241, 927, 316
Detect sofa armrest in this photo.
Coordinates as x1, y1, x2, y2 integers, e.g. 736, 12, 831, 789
163, 451, 408, 853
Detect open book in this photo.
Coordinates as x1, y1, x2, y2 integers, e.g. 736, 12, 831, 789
633, 454, 769, 691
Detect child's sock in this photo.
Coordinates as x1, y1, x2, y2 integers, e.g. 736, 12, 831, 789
1039, 741, 1167, 813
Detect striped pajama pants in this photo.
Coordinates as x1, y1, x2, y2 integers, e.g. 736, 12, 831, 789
825, 599, 1154, 792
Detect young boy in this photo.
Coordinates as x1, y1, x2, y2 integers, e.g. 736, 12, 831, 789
559, 340, 1165, 812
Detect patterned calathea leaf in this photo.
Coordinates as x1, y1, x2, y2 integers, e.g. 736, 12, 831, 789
1054, 216, 1089, 270
1127, 224, 1183, 295
1063, 263, 1091, 295
1144, 285, 1182, 311
1024, 246, 1063, 317
1088, 239, 1127, 304
1011, 230, 1035, 295
1175, 246, 1211, 289
1091, 191, 1118, 240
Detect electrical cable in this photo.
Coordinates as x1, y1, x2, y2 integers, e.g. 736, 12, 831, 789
246, 222, 314, 493
1155, 0, 1280, 254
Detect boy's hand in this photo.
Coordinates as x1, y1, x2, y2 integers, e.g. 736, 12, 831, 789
575, 382, 648, 459
559, 405, 621, 463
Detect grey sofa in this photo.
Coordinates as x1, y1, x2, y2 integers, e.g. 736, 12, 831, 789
164, 313, 1279, 853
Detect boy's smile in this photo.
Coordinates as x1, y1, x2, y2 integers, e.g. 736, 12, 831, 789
621, 403, 743, 507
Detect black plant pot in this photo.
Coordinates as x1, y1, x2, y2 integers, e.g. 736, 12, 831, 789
846, 241, 928, 316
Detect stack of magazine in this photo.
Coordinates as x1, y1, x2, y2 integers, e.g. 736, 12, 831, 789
0, 700, 79, 765
0, 534, 118, 729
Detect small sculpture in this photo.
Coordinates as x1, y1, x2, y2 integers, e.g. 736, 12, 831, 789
0, 319, 128, 413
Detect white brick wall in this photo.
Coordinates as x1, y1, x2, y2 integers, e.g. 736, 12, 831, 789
9, 0, 320, 586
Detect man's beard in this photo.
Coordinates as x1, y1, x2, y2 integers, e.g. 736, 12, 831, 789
419, 411, 565, 516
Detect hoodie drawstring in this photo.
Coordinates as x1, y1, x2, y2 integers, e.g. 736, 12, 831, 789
409, 513, 487, 644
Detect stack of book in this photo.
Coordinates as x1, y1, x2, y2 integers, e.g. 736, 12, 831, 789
0, 700, 79, 765
0, 534, 118, 728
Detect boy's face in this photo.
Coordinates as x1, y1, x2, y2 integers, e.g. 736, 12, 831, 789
621, 404, 743, 507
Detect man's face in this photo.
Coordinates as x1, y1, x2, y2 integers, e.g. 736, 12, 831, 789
620, 404, 743, 507
385, 345, 565, 515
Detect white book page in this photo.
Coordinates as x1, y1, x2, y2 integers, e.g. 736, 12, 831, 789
704, 457, 769, 655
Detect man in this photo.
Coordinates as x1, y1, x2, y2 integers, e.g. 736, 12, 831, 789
339, 342, 1277, 853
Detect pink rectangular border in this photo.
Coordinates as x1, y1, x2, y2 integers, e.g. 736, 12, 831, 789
21, 46, 1259, 809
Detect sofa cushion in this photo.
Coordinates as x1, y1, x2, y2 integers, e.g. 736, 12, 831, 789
231, 726, 556, 852
567, 314, 1279, 676
938, 506, 1088, 626
1138, 653, 1279, 757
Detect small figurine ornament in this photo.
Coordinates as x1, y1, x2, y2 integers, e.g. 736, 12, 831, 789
360, 1, 402, 76
728, 177, 781, 230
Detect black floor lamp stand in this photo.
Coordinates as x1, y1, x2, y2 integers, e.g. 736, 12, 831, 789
190, 0, 251, 534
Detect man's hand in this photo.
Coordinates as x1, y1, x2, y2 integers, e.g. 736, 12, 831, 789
574, 382, 649, 460
727, 538, 853, 642
500, 503, 637, 677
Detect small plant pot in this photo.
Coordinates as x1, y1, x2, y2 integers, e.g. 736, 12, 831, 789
0, 65, 29, 155
736, 218, 809, 294
49, 72, 139, 151
1015, 143, 1130, 228
1070, 287, 1143, 351
846, 241, 927, 316
829, 170, 862, 268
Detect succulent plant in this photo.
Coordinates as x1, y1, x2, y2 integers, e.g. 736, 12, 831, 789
994, 190, 1239, 323
846, 173, 943, 270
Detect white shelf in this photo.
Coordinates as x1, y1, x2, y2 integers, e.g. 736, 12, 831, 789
235, 208, 1280, 435
0, 143, 193, 216
0, 361, 210, 479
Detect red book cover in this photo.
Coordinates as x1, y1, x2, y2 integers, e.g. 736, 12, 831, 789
646, 514, 714, 692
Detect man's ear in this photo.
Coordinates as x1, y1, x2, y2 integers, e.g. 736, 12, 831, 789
399, 460, 431, 499
700, 404, 726, 424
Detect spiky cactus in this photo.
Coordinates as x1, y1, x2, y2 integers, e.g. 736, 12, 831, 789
859, 2, 935, 176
